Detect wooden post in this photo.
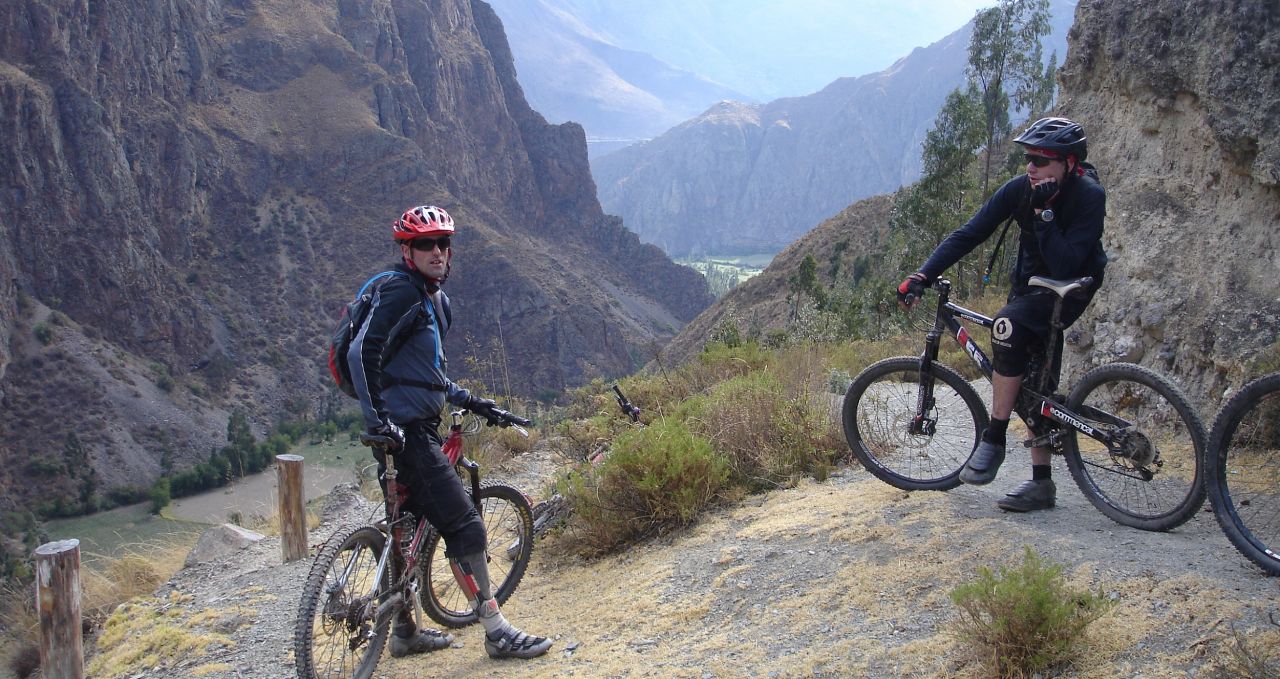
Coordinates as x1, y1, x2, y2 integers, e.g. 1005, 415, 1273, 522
34, 539, 84, 679
277, 454, 307, 562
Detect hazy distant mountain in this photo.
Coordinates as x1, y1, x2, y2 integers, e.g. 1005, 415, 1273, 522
485, 0, 748, 156
592, 2, 1074, 257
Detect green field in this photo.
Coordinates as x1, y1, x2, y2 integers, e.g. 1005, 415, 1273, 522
677, 253, 774, 297
42, 434, 370, 561
43, 503, 206, 563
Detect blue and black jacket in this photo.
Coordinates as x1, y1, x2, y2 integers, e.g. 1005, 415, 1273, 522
348, 262, 474, 430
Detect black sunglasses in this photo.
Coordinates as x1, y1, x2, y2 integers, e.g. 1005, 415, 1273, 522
409, 236, 451, 251
1023, 153, 1061, 168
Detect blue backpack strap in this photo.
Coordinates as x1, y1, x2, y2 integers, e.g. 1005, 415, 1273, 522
356, 271, 406, 299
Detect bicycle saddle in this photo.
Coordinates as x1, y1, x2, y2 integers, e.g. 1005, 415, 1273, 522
1029, 275, 1094, 298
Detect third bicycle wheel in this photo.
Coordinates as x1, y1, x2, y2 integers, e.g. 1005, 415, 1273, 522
1207, 373, 1280, 575
842, 356, 988, 491
1062, 363, 1206, 531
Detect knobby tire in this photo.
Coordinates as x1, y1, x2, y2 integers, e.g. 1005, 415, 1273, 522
295, 525, 389, 679
1206, 372, 1280, 575
420, 482, 534, 627
843, 356, 988, 491
1062, 363, 1206, 531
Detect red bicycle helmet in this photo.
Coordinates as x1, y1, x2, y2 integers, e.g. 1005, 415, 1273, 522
392, 205, 455, 241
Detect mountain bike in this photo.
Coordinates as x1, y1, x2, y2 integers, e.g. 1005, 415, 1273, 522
294, 407, 535, 679
841, 275, 1206, 531
1206, 372, 1280, 575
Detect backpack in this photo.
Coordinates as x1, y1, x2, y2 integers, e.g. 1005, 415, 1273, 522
327, 271, 407, 398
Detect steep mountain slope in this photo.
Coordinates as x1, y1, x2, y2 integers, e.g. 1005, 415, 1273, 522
592, 2, 1073, 257
666, 0, 1280, 411
0, 0, 711, 507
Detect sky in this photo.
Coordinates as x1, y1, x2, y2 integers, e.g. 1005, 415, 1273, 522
564, 0, 1022, 100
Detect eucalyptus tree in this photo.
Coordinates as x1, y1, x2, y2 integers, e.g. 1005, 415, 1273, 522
968, 0, 1052, 196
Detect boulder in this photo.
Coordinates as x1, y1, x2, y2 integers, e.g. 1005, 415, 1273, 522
184, 524, 266, 568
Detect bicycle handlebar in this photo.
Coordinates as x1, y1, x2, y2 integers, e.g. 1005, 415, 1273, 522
486, 406, 533, 428
612, 384, 641, 422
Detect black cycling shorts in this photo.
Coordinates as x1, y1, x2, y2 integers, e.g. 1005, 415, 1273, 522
379, 420, 487, 557
990, 289, 1092, 388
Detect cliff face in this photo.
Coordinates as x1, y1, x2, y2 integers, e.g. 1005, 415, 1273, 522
0, 0, 711, 504
1056, 0, 1280, 406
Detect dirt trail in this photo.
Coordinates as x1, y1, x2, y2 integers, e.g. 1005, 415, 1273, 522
95, 441, 1278, 679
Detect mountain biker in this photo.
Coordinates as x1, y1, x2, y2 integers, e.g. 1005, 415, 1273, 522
897, 117, 1107, 512
348, 205, 553, 659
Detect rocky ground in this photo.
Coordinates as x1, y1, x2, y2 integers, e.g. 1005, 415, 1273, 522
82, 442, 1277, 679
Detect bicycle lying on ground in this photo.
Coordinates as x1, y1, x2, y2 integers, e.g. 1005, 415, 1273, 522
528, 384, 641, 539
1206, 372, 1280, 575
841, 275, 1207, 531
294, 407, 535, 679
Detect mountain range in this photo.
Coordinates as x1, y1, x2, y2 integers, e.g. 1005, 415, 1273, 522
0, 0, 711, 509
591, 0, 1074, 257
664, 0, 1280, 411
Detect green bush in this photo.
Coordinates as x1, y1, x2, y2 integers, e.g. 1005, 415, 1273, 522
678, 372, 837, 491
32, 323, 53, 345
561, 418, 728, 555
950, 546, 1111, 678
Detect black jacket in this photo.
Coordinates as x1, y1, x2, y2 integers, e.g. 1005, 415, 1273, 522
919, 171, 1107, 294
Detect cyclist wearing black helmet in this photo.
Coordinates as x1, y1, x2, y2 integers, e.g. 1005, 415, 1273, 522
897, 117, 1107, 512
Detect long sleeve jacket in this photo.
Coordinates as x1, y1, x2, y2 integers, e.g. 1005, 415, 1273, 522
347, 262, 473, 430
919, 172, 1107, 294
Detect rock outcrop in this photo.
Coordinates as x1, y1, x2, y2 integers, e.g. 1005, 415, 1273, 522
1057, 0, 1280, 406
0, 0, 711, 505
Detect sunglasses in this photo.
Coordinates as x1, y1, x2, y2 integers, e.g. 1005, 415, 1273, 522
409, 236, 451, 251
1023, 153, 1061, 168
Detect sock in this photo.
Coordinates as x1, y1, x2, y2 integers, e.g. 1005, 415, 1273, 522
476, 596, 514, 639
1032, 464, 1051, 481
983, 417, 1009, 444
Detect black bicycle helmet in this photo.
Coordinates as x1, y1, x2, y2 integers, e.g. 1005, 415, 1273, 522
1013, 117, 1087, 161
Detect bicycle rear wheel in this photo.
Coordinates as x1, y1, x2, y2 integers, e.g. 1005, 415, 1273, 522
419, 481, 534, 627
842, 357, 988, 491
295, 525, 389, 679
1207, 373, 1280, 575
1062, 363, 1206, 531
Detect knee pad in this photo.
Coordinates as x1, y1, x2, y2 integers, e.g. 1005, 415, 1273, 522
990, 315, 1031, 376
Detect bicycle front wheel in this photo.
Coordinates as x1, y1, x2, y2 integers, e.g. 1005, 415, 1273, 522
1207, 373, 1280, 575
295, 525, 389, 679
419, 482, 534, 627
842, 357, 988, 491
1062, 363, 1206, 531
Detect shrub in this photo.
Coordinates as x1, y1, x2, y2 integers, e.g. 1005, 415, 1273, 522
950, 546, 1111, 678
561, 418, 728, 555
678, 372, 837, 490
32, 323, 52, 345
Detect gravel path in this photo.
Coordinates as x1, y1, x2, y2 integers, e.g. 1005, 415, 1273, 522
98, 444, 1278, 679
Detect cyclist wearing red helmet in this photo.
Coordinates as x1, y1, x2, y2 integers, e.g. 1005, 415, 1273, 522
348, 205, 553, 659
898, 117, 1108, 512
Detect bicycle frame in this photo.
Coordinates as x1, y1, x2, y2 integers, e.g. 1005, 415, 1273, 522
917, 279, 1131, 454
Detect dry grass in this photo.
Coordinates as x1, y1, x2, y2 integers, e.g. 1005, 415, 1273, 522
0, 536, 195, 678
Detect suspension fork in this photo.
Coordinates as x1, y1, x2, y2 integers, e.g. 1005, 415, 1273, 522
911, 298, 947, 435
